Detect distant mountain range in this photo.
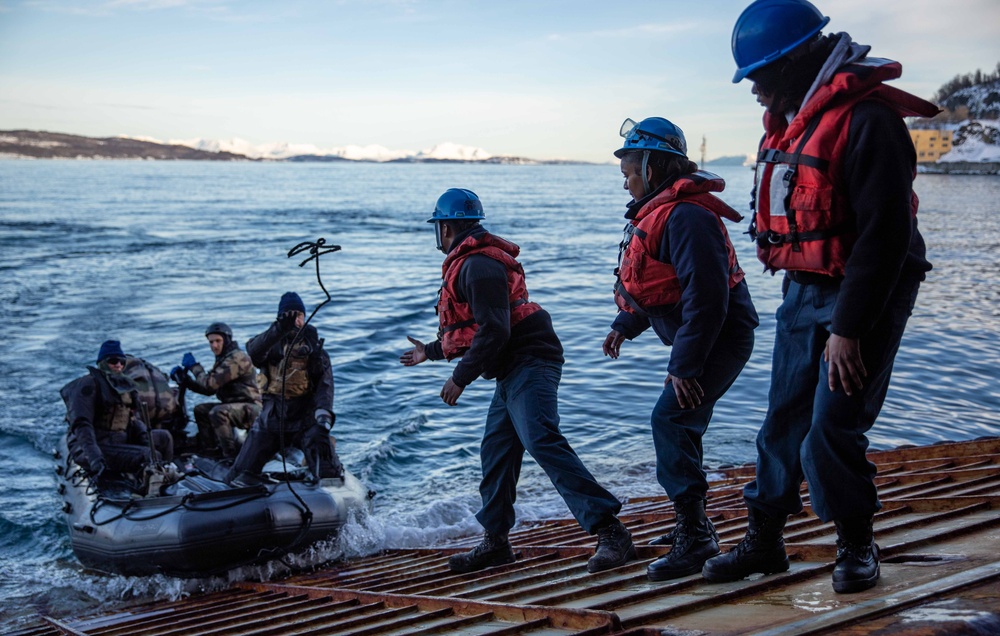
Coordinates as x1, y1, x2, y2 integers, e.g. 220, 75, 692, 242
703, 154, 751, 166
0, 130, 588, 164
0, 130, 250, 161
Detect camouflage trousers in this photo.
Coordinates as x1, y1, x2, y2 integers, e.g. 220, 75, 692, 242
194, 401, 262, 458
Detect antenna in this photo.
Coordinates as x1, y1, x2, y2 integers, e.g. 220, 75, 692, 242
700, 135, 707, 166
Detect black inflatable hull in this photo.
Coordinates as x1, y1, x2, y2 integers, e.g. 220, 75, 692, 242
56, 438, 371, 577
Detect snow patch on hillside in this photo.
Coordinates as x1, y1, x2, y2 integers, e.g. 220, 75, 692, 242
938, 119, 1000, 163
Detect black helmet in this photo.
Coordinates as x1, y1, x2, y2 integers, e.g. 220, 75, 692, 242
205, 322, 233, 341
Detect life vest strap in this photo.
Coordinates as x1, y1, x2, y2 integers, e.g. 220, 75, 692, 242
440, 319, 475, 334
614, 279, 672, 319
625, 224, 647, 241
756, 223, 852, 247
757, 148, 830, 171
439, 299, 530, 335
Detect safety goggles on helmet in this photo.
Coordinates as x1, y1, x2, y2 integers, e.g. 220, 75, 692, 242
614, 117, 687, 159
619, 118, 639, 138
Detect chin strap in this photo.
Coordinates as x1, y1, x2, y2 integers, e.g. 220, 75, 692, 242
640, 150, 652, 197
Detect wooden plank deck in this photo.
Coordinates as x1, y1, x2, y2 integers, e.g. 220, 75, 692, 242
14, 437, 1000, 636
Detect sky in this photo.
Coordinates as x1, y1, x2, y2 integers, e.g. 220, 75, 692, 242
1, 0, 999, 163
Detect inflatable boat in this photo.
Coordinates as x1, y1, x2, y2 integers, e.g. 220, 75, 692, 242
55, 436, 373, 578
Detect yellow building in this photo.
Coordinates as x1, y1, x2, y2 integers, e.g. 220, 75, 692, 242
909, 128, 953, 163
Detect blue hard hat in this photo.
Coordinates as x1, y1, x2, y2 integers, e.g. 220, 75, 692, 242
427, 188, 485, 223
731, 0, 830, 83
614, 117, 687, 159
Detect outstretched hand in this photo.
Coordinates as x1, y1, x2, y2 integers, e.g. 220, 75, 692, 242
667, 374, 704, 409
399, 336, 428, 366
603, 330, 625, 359
824, 334, 866, 396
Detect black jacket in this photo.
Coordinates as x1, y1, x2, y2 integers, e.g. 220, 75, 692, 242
425, 226, 563, 386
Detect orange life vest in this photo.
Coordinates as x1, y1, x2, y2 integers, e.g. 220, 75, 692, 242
615, 171, 745, 315
751, 58, 939, 276
437, 232, 541, 360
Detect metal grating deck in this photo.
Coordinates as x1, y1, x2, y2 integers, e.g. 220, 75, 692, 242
15, 437, 1000, 635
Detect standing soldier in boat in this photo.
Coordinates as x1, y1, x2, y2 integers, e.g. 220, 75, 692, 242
173, 322, 262, 459
702, 0, 938, 594
226, 292, 344, 485
400, 188, 636, 575
61, 339, 174, 482
605, 117, 759, 581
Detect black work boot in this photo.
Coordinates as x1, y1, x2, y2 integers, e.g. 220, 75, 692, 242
587, 518, 638, 574
702, 506, 789, 582
649, 498, 720, 546
832, 517, 880, 593
448, 531, 516, 574
648, 497, 721, 581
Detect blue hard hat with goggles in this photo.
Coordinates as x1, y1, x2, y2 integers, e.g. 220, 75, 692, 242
614, 117, 688, 159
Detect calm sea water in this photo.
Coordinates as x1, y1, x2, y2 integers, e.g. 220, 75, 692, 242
1, 160, 998, 627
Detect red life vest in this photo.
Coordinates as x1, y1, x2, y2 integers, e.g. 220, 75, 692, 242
751, 58, 939, 276
615, 171, 745, 315
437, 231, 541, 360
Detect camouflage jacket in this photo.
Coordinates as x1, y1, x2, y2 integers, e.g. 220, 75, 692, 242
188, 346, 262, 405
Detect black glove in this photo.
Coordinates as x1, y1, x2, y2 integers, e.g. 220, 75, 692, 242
277, 310, 298, 332
170, 366, 187, 385
315, 410, 335, 431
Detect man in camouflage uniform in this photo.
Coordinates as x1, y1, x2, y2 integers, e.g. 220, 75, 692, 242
226, 292, 344, 484
175, 322, 262, 459
61, 340, 174, 480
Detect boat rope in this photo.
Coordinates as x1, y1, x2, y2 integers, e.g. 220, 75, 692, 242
88, 488, 276, 526
269, 238, 342, 541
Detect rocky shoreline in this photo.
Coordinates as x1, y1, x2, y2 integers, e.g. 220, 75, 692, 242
918, 161, 1000, 175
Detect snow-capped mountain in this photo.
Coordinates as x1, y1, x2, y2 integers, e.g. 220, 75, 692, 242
413, 142, 492, 162
137, 136, 494, 162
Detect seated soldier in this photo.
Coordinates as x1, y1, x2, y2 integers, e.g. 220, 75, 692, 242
226, 292, 344, 485
61, 340, 174, 483
173, 322, 262, 459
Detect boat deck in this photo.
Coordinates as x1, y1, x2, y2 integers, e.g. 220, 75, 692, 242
15, 437, 1000, 635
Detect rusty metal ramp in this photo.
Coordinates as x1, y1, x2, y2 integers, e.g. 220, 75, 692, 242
16, 437, 1000, 636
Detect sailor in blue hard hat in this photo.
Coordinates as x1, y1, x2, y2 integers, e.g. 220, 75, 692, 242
402, 188, 637, 576
702, 0, 939, 595
608, 116, 758, 584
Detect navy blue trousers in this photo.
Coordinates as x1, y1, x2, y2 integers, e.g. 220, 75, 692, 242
476, 358, 622, 535
652, 328, 754, 501
744, 277, 920, 522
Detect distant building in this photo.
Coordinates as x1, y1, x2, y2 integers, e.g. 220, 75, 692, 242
909, 128, 953, 163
